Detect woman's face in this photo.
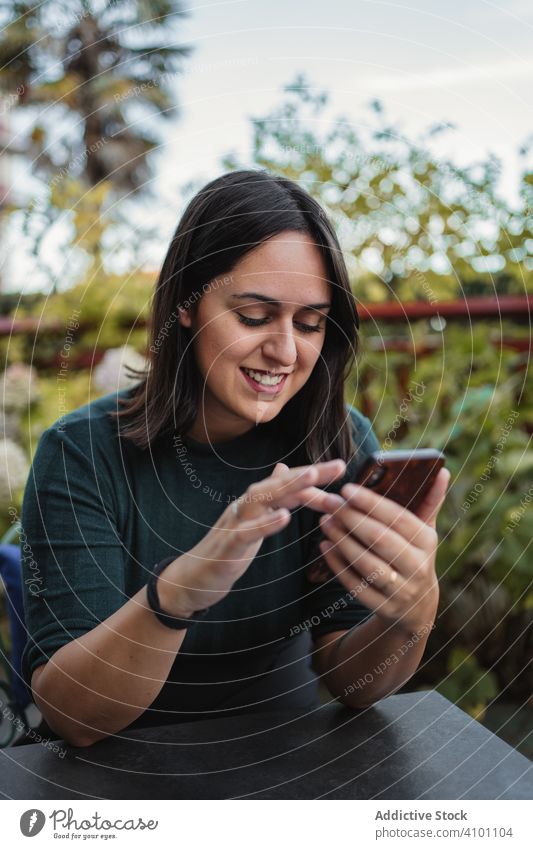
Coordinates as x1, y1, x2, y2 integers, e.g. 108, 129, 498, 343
179, 231, 331, 442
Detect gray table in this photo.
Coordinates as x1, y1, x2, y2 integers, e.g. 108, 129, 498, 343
1, 691, 531, 799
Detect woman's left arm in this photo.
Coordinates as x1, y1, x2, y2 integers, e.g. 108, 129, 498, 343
312, 468, 450, 709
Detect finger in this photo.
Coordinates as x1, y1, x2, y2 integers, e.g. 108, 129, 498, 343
415, 468, 451, 528
283, 484, 346, 513
319, 534, 401, 595
339, 482, 432, 548
242, 460, 346, 516
318, 540, 392, 614
268, 462, 289, 503
271, 460, 346, 491
318, 523, 408, 594
272, 473, 347, 512
227, 508, 291, 550
233, 465, 317, 518
320, 509, 416, 575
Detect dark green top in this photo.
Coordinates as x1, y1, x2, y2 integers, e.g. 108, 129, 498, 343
21, 390, 380, 729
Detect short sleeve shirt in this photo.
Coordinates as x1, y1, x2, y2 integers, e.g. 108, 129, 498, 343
21, 389, 380, 728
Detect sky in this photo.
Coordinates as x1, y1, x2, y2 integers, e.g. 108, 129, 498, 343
3, 0, 533, 291
160, 0, 532, 203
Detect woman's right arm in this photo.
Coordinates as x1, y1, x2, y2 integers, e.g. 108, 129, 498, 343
32, 460, 346, 747
31, 580, 191, 747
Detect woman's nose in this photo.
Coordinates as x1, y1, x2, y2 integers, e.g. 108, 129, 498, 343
261, 328, 298, 367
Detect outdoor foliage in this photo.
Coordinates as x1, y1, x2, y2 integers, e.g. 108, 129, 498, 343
222, 75, 533, 301
354, 325, 532, 716
0, 0, 191, 192
223, 77, 533, 717
1, 0, 192, 292
1, 75, 531, 723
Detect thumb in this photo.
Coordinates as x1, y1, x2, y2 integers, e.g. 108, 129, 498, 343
270, 463, 290, 508
416, 467, 451, 528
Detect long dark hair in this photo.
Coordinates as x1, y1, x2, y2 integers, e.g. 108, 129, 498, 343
113, 169, 360, 464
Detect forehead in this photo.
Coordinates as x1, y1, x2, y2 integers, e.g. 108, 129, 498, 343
222, 232, 331, 304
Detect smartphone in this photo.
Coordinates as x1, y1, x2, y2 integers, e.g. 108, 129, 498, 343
355, 449, 446, 513
305, 447, 446, 583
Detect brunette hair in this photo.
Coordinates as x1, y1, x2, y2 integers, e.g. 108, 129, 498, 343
113, 169, 360, 463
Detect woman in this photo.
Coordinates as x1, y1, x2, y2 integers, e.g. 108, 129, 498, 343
21, 170, 449, 747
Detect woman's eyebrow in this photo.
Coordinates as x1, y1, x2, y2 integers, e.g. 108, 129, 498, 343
230, 291, 331, 309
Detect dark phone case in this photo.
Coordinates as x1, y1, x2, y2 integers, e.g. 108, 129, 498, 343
305, 450, 445, 584
355, 449, 445, 512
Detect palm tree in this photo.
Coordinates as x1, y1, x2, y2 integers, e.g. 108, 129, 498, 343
0, 0, 192, 193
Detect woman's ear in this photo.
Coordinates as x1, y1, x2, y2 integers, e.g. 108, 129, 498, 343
178, 306, 192, 328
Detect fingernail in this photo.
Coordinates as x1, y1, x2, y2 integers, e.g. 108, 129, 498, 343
324, 494, 345, 511
320, 513, 332, 527
342, 483, 360, 498
330, 459, 346, 472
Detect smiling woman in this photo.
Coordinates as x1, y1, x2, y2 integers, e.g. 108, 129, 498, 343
176, 231, 333, 440
117, 169, 361, 458
20, 170, 447, 748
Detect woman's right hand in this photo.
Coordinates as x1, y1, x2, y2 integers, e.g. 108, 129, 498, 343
157, 459, 346, 617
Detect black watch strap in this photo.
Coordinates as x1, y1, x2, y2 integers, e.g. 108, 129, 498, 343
146, 555, 210, 630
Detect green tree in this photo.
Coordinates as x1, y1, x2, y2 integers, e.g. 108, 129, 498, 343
1, 0, 192, 293
222, 74, 532, 301
0, 0, 191, 193
220, 76, 533, 718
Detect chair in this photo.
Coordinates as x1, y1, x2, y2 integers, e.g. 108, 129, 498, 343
0, 521, 33, 746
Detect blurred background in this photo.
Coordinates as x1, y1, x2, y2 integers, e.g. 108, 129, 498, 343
0, 1, 531, 753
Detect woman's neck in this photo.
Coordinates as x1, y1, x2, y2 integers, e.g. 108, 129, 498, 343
185, 416, 256, 445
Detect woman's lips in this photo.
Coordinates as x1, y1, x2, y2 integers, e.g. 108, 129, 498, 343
240, 368, 288, 395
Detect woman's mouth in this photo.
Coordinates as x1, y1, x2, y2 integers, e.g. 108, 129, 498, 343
240, 367, 289, 395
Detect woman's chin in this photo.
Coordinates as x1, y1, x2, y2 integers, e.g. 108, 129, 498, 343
236, 397, 282, 425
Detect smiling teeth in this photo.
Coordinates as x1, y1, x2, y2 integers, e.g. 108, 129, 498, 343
243, 368, 284, 386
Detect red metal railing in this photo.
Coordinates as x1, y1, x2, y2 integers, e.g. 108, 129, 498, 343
1, 296, 531, 370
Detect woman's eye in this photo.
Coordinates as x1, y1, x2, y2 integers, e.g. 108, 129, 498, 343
236, 313, 323, 334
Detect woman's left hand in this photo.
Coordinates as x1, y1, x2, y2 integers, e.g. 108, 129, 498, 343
318, 468, 451, 636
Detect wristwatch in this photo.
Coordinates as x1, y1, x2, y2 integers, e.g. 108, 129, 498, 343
146, 555, 210, 629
